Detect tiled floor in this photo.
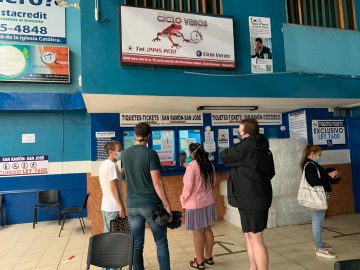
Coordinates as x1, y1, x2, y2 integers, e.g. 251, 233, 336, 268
0, 214, 359, 270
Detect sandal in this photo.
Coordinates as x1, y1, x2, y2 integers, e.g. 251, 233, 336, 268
190, 258, 205, 269
315, 248, 336, 259
204, 257, 214, 265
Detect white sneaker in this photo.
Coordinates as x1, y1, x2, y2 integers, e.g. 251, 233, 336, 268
315, 248, 336, 259
314, 243, 333, 251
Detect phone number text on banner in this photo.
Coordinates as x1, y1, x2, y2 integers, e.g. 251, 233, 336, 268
0, 0, 66, 44
120, 113, 203, 127
0, 155, 48, 176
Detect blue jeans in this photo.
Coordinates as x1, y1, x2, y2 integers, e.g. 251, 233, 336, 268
127, 207, 170, 270
102, 211, 120, 270
312, 210, 326, 249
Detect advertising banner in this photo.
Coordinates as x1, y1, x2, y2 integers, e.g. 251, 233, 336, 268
120, 113, 203, 127
312, 120, 346, 146
249, 16, 273, 73
0, 0, 66, 44
0, 155, 48, 176
289, 111, 308, 141
0, 43, 69, 83
120, 6, 235, 69
211, 113, 282, 126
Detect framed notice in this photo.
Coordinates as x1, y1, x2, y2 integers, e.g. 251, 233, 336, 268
289, 111, 308, 141
312, 120, 346, 146
0, 44, 70, 83
0, 1, 66, 44
120, 6, 235, 69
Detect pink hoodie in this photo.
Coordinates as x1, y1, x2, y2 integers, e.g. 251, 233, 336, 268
180, 161, 216, 210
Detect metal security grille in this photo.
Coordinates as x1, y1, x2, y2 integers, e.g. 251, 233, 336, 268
124, 0, 223, 15
287, 0, 357, 30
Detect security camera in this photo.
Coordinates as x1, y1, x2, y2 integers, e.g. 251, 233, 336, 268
54, 0, 80, 9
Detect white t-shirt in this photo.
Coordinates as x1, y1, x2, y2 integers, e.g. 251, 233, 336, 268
99, 159, 123, 212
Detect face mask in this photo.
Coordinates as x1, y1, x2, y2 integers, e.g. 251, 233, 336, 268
314, 156, 321, 164
115, 151, 122, 160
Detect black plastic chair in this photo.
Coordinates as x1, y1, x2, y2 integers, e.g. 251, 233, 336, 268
33, 190, 61, 229
86, 232, 133, 270
335, 259, 360, 270
0, 194, 4, 227
58, 193, 90, 237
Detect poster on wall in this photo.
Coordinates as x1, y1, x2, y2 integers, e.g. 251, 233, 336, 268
120, 6, 235, 69
0, 44, 70, 83
211, 113, 282, 126
312, 120, 346, 146
152, 130, 176, 166
0, 155, 48, 176
289, 111, 308, 141
96, 132, 116, 161
218, 129, 229, 148
249, 16, 273, 73
120, 113, 203, 127
0, 0, 66, 44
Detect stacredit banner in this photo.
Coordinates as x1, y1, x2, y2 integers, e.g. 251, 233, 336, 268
0, 0, 66, 44
0, 43, 70, 83
120, 6, 235, 69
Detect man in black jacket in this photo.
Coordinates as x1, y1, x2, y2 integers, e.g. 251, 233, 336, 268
220, 119, 274, 270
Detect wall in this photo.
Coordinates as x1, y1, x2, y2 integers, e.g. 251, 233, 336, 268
0, 111, 90, 224
81, 0, 360, 100
283, 24, 360, 76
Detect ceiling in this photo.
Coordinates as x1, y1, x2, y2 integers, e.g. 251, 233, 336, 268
82, 94, 360, 113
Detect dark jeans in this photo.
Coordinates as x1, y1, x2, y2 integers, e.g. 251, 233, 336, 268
127, 207, 170, 270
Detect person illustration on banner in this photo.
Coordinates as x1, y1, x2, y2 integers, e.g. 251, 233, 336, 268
251, 38, 272, 59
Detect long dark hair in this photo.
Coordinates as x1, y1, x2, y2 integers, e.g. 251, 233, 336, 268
189, 143, 214, 187
300, 145, 322, 168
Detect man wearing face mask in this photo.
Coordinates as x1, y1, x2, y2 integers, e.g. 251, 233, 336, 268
220, 119, 275, 270
99, 141, 126, 242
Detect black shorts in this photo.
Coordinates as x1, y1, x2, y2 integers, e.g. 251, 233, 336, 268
238, 208, 269, 233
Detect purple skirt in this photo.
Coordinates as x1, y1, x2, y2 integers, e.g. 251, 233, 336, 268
185, 204, 217, 230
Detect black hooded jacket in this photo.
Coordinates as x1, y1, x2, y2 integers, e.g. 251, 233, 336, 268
220, 134, 275, 210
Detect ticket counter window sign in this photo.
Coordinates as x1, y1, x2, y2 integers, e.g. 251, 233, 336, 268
312, 120, 346, 146
152, 130, 176, 167
0, 43, 69, 83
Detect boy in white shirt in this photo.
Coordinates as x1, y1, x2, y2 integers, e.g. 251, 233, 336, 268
99, 141, 126, 236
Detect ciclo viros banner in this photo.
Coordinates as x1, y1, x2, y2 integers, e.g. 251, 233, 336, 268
0, 0, 66, 44
0, 155, 48, 176
120, 6, 235, 69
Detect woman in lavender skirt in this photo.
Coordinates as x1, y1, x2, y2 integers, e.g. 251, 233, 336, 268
180, 143, 217, 269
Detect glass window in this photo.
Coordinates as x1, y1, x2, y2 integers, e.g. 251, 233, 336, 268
179, 129, 201, 164
152, 130, 176, 167
287, 0, 356, 30
122, 131, 135, 150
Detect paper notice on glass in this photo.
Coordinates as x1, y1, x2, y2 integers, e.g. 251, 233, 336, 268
218, 129, 229, 148
205, 131, 215, 143
204, 142, 216, 153
232, 128, 240, 144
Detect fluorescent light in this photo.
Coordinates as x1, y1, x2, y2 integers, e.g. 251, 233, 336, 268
197, 106, 258, 111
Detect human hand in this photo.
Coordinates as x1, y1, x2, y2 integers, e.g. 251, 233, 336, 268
328, 170, 338, 179
164, 205, 173, 222
118, 206, 126, 218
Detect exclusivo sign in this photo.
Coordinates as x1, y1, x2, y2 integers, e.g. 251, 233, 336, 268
120, 6, 235, 69
312, 120, 346, 146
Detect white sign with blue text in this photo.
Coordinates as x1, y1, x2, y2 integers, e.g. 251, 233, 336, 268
0, 0, 66, 44
312, 120, 346, 146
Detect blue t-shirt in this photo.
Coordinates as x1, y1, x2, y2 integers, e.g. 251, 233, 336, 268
121, 144, 162, 208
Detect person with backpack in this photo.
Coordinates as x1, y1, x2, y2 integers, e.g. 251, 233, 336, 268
180, 143, 217, 269
220, 119, 275, 270
299, 145, 340, 259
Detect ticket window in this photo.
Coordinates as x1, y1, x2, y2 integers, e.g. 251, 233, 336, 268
151, 130, 176, 167
122, 131, 136, 150
179, 129, 201, 165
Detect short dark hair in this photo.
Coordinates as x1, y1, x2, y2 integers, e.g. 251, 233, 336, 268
240, 119, 259, 136
104, 141, 121, 155
255, 37, 263, 43
134, 122, 151, 137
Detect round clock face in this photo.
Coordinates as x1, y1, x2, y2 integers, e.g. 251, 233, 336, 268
190, 30, 203, 44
